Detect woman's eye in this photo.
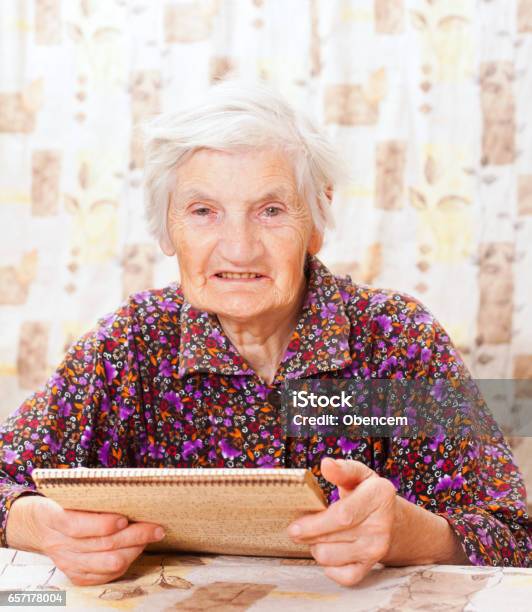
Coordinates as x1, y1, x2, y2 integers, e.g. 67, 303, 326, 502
192, 206, 212, 216
262, 205, 282, 217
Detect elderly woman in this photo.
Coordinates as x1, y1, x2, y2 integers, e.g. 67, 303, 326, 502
0, 80, 529, 586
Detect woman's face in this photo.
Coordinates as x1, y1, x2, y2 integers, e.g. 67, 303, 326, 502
163, 147, 322, 321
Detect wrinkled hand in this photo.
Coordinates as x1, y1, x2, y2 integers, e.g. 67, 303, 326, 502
287, 457, 397, 587
6, 495, 165, 586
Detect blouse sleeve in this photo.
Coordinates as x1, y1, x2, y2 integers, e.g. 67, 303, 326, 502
0, 304, 135, 547
380, 297, 531, 567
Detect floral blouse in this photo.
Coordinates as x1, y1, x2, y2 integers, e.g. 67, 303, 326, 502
0, 255, 530, 566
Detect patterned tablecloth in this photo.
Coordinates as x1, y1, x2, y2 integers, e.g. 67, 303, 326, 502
0, 549, 530, 611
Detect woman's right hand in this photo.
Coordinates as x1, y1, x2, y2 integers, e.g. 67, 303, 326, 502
6, 494, 165, 585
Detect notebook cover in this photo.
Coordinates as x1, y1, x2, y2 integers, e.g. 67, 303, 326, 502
31, 468, 327, 558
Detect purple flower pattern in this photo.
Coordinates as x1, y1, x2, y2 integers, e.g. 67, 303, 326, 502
0, 255, 529, 566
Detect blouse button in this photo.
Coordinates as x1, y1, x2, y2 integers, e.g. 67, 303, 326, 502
267, 389, 281, 410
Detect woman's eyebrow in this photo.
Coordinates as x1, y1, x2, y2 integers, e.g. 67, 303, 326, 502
177, 189, 216, 202
176, 187, 295, 203
253, 188, 293, 202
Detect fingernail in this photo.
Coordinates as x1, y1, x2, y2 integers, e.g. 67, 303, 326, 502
116, 518, 128, 529
288, 523, 302, 537
154, 527, 165, 540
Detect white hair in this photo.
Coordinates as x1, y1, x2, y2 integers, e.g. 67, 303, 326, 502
142, 78, 347, 245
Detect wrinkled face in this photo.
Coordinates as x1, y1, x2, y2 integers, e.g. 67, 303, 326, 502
162, 147, 322, 321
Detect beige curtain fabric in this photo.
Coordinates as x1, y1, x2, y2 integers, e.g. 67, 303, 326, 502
0, 1, 531, 489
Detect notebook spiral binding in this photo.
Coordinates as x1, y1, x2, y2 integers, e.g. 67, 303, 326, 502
31, 467, 310, 488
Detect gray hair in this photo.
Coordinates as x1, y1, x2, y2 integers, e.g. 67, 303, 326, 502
142, 79, 347, 245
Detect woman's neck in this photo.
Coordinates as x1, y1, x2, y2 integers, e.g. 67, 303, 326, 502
217, 278, 308, 385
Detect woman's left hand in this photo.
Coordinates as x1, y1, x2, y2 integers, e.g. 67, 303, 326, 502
287, 457, 398, 587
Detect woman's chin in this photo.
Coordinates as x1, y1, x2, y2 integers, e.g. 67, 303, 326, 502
214, 297, 272, 321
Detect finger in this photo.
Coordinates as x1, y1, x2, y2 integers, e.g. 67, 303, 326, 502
298, 525, 362, 545
297, 523, 393, 564
288, 477, 379, 540
320, 458, 375, 497
300, 527, 389, 551
311, 541, 361, 567
69, 522, 165, 553
323, 563, 372, 587
59, 545, 145, 577
54, 508, 130, 539
311, 535, 389, 567
67, 569, 127, 587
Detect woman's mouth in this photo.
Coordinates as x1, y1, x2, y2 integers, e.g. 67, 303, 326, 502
213, 272, 267, 281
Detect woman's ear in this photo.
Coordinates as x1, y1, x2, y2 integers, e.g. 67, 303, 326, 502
308, 185, 333, 256
159, 193, 176, 256
308, 227, 324, 256
159, 233, 176, 256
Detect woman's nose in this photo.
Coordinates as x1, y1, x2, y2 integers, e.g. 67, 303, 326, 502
216, 215, 262, 264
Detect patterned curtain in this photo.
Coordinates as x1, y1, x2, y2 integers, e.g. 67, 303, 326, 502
0, 0, 531, 498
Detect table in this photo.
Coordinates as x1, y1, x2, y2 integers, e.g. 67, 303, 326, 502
0, 548, 530, 611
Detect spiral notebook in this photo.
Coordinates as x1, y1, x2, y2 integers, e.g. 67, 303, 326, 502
31, 468, 327, 558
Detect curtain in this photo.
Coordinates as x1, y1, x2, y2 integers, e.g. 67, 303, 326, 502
1, 1, 531, 488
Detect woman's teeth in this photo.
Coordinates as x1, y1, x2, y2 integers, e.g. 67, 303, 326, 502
216, 272, 262, 279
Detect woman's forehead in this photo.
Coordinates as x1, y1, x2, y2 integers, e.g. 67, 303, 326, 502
177, 147, 295, 176
173, 148, 299, 201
